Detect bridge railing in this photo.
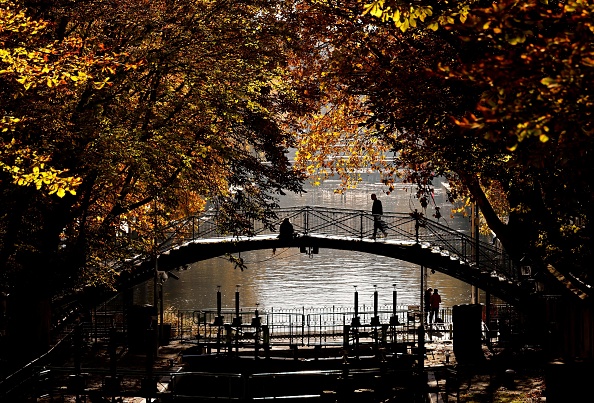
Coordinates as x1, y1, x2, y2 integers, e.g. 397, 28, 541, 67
420, 219, 516, 280
153, 206, 516, 281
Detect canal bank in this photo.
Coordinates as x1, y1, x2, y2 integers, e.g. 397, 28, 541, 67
29, 335, 547, 403
14, 297, 550, 403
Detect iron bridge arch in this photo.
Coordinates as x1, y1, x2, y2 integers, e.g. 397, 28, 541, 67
126, 206, 527, 305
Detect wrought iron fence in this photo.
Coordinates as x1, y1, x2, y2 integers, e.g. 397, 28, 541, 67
152, 206, 517, 283
163, 305, 455, 348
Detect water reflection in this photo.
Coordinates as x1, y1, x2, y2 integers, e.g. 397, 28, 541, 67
135, 175, 477, 310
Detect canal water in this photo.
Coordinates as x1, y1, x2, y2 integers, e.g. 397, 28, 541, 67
134, 174, 479, 312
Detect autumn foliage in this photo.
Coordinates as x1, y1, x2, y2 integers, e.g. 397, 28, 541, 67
291, 0, 594, 288
0, 0, 307, 296
1, 0, 593, 302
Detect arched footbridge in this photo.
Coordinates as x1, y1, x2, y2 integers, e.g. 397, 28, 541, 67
127, 206, 529, 305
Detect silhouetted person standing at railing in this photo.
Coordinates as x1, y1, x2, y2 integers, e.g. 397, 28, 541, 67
371, 193, 387, 240
429, 289, 442, 324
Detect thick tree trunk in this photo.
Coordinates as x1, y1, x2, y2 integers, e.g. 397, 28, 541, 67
458, 172, 526, 262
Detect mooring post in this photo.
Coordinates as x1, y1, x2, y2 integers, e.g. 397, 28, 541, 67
351, 286, 361, 327
373, 286, 378, 318
371, 286, 381, 347
235, 286, 240, 318
232, 285, 242, 327
354, 287, 358, 318
390, 284, 400, 337
253, 307, 261, 359
217, 286, 222, 316
393, 286, 397, 317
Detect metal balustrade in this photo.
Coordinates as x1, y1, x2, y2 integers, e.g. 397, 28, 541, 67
151, 206, 517, 283
165, 306, 454, 348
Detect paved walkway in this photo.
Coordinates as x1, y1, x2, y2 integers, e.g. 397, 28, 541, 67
424, 341, 545, 402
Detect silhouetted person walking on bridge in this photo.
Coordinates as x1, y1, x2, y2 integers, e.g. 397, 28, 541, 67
371, 194, 388, 240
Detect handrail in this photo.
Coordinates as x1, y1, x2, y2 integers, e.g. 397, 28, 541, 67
150, 206, 517, 282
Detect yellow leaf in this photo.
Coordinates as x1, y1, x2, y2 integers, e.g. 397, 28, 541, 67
370, 6, 383, 19
400, 18, 409, 32
57, 188, 66, 198
540, 77, 559, 88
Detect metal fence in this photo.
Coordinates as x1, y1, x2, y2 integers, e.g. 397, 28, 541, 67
154, 206, 517, 282
81, 296, 523, 351
164, 305, 455, 348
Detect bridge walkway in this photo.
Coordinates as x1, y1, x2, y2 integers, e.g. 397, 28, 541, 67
125, 206, 526, 304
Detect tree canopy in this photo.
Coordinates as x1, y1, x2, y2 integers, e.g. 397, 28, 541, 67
0, 0, 308, 296
291, 0, 594, 290
1, 0, 593, 302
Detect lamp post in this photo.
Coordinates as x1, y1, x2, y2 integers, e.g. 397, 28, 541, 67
471, 201, 480, 304
152, 254, 159, 358
152, 197, 159, 357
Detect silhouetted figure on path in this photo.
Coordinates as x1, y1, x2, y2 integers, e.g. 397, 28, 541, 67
429, 289, 442, 324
